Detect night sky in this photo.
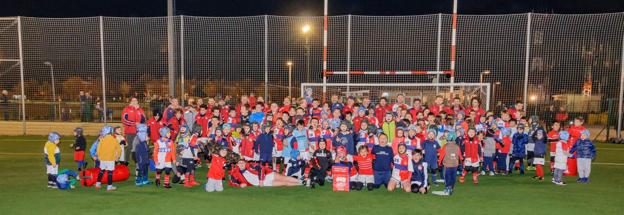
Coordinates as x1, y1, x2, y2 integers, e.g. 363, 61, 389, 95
2, 0, 624, 17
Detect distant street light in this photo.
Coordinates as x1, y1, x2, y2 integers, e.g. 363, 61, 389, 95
287, 61, 293, 98
302, 24, 311, 83
44, 61, 56, 121
530, 94, 538, 116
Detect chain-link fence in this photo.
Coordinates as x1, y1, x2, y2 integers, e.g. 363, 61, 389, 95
0, 14, 623, 138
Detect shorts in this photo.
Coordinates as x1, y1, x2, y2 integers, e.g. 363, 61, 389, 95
464, 159, 480, 167
155, 161, 173, 169
273, 149, 283, 157
99, 161, 115, 171
357, 174, 374, 184
119, 146, 127, 162
46, 165, 58, 174
243, 171, 275, 187
205, 178, 224, 192
533, 157, 545, 165
74, 151, 85, 161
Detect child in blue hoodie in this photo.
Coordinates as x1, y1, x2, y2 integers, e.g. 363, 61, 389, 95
509, 125, 529, 175
256, 125, 275, 168
531, 128, 547, 181
423, 130, 441, 186
569, 130, 596, 183
134, 124, 151, 186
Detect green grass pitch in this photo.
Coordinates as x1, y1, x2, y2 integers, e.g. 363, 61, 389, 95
1, 136, 623, 214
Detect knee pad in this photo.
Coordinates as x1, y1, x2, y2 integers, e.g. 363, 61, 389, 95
349, 182, 357, 190
366, 183, 374, 191
355, 182, 364, 190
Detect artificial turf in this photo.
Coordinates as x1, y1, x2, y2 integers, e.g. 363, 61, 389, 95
0, 136, 623, 215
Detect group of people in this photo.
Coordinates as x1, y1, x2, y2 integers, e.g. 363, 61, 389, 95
44, 92, 597, 195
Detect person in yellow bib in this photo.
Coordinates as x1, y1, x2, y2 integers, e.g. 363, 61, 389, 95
44, 132, 61, 188
94, 126, 121, 191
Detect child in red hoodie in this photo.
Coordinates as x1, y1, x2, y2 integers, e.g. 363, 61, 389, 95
496, 128, 512, 175
205, 147, 228, 192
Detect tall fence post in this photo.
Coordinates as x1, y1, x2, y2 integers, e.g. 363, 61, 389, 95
435, 13, 442, 94
167, 0, 175, 98
617, 32, 624, 139
264, 15, 268, 100
523, 13, 532, 106
99, 16, 107, 125
180, 15, 185, 105
17, 16, 26, 135
346, 14, 351, 93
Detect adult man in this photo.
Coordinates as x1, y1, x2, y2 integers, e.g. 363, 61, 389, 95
122, 97, 146, 164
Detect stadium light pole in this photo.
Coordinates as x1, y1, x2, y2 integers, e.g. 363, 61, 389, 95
302, 24, 311, 83
287, 61, 293, 98
530, 95, 537, 116
492, 81, 501, 108
44, 61, 56, 121
480, 69, 490, 93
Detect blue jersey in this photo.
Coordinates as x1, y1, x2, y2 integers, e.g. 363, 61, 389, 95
372, 145, 394, 171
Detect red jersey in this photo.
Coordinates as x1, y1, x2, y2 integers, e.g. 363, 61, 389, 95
548, 130, 560, 154
121, 105, 146, 135
207, 155, 226, 180
273, 127, 285, 151
463, 137, 482, 162
353, 154, 374, 175
195, 113, 211, 137
228, 166, 253, 188
167, 117, 186, 140
499, 136, 512, 154
375, 105, 392, 127
153, 138, 176, 163
393, 153, 411, 181
147, 117, 163, 143
239, 135, 255, 158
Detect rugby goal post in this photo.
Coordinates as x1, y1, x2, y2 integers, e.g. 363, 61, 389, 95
301, 82, 491, 111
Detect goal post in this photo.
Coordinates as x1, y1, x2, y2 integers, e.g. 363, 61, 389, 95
301, 82, 491, 111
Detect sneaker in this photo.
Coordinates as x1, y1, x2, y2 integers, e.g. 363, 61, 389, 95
576, 178, 583, 183
95, 182, 102, 189
584, 178, 590, 183
480, 171, 486, 176
163, 184, 172, 189
432, 190, 450, 196
555, 181, 567, 186
538, 177, 544, 181
459, 176, 465, 183
435, 179, 445, 183
106, 185, 117, 191
155, 179, 161, 187
531, 176, 539, 180
489, 172, 495, 176
50, 185, 58, 189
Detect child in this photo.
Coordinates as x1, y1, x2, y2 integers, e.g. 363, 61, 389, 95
372, 133, 394, 189
54, 169, 79, 190
509, 125, 529, 175
435, 133, 462, 196
333, 121, 355, 155
548, 122, 561, 174
95, 126, 121, 191
333, 146, 358, 189
257, 125, 275, 168
310, 141, 331, 188
134, 124, 151, 186
154, 127, 176, 188
206, 147, 228, 192
532, 129, 547, 181
496, 128, 511, 175
388, 144, 412, 192
177, 126, 200, 187
569, 130, 596, 183
410, 149, 429, 194
552, 131, 570, 185
113, 126, 128, 166
353, 145, 375, 191
73, 128, 87, 173
422, 130, 441, 185
44, 132, 61, 188
481, 129, 500, 176
460, 128, 481, 184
